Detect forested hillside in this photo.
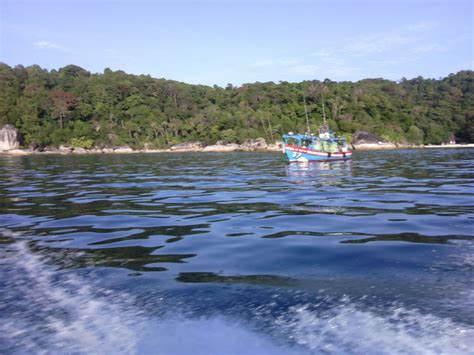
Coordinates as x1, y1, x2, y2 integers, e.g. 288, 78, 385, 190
0, 63, 472, 149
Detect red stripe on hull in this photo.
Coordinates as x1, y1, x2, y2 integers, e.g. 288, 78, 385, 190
285, 145, 352, 157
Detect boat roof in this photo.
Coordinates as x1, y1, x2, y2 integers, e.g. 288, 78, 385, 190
283, 132, 346, 140
282, 133, 313, 139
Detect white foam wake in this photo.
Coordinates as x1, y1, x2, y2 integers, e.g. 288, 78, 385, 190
1, 239, 473, 355
276, 301, 474, 354
0, 242, 141, 354
0, 241, 292, 355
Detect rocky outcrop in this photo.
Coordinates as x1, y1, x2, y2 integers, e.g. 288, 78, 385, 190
72, 147, 88, 154
3, 149, 30, 155
166, 139, 272, 152
353, 142, 397, 150
170, 141, 203, 151
0, 124, 22, 151
203, 143, 240, 152
353, 131, 385, 144
59, 145, 73, 153
266, 142, 283, 152
113, 146, 134, 153
352, 131, 396, 150
240, 138, 267, 150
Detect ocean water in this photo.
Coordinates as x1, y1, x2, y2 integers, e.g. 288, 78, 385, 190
0, 149, 473, 354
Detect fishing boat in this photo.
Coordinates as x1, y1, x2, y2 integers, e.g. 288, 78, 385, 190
282, 95, 352, 163
282, 129, 352, 162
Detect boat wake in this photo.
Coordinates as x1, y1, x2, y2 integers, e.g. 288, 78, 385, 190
274, 302, 473, 354
1, 240, 473, 354
0, 242, 141, 354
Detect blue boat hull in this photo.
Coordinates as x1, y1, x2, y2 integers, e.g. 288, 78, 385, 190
283, 145, 352, 162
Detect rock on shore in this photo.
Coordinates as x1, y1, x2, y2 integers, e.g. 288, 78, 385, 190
4, 133, 467, 156
170, 138, 272, 152
352, 131, 396, 150
202, 143, 240, 152
240, 138, 268, 150
0, 124, 22, 151
112, 146, 134, 153
170, 141, 203, 151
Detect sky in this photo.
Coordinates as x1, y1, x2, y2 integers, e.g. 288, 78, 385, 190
0, 0, 472, 86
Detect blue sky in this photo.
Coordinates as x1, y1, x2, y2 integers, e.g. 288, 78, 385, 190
0, 0, 472, 86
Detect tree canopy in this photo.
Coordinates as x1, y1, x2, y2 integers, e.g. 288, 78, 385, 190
0, 63, 472, 148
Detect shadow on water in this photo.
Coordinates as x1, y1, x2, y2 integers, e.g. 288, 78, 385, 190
86, 247, 196, 272
262, 230, 473, 244
21, 241, 196, 273
176, 272, 299, 287
339, 232, 459, 244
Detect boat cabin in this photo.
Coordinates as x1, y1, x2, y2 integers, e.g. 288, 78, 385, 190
282, 132, 349, 153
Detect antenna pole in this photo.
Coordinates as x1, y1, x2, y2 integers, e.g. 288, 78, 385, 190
321, 92, 327, 126
303, 94, 310, 133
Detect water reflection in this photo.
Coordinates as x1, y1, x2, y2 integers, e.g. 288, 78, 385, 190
26, 241, 196, 272
1, 151, 474, 345
176, 272, 299, 286
1, 150, 473, 283
339, 233, 461, 244
285, 160, 352, 187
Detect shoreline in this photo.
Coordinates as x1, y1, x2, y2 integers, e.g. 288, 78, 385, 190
1, 143, 473, 156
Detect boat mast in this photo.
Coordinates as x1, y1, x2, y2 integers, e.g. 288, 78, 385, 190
303, 94, 311, 133
321, 92, 327, 127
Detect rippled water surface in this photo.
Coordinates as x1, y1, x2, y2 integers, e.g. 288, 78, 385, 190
1, 149, 473, 354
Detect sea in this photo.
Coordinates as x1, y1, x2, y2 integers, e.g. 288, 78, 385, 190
0, 149, 473, 354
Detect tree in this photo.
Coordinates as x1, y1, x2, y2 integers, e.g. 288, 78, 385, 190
0, 63, 472, 148
49, 90, 76, 129
0, 63, 20, 125
406, 125, 424, 145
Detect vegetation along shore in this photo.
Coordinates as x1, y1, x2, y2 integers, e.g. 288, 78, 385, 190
0, 63, 473, 153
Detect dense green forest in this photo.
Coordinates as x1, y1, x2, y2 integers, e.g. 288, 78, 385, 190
0, 63, 472, 149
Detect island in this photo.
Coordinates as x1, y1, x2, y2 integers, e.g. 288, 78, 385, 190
0, 64, 472, 155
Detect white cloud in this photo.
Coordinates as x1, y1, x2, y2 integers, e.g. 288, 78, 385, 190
249, 21, 442, 81
344, 21, 438, 56
289, 21, 441, 80
346, 33, 416, 55
34, 40, 67, 51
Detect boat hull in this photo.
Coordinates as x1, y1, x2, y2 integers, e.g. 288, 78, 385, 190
284, 145, 352, 162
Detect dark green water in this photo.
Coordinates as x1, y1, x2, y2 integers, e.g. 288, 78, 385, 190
1, 149, 473, 354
